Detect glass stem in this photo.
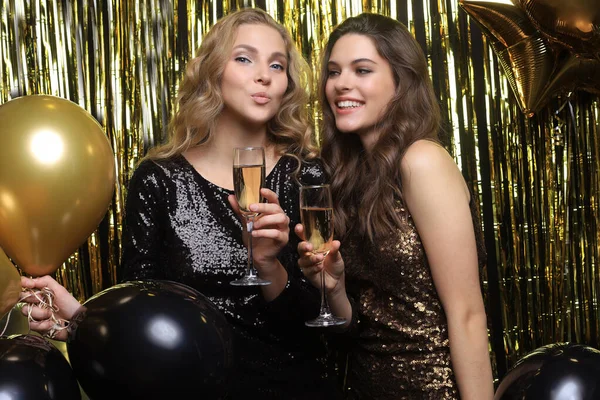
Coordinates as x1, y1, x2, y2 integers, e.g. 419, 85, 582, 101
319, 268, 332, 316
246, 215, 256, 278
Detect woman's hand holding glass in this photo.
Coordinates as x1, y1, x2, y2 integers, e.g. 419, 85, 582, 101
297, 184, 346, 327
228, 188, 290, 275
295, 226, 345, 293
230, 146, 271, 286
296, 226, 351, 328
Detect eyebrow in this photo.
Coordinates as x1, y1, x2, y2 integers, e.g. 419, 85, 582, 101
232, 44, 287, 60
328, 58, 378, 66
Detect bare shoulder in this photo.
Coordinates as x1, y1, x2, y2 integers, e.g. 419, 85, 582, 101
400, 140, 455, 178
400, 140, 469, 199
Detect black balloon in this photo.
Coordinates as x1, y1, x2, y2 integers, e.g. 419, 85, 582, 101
66, 280, 233, 400
0, 334, 81, 400
495, 342, 600, 399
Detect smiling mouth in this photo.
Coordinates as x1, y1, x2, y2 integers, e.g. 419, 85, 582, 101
336, 100, 364, 109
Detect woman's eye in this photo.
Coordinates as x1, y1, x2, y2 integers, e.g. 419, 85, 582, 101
271, 64, 285, 71
235, 56, 251, 63
357, 68, 371, 74
328, 70, 340, 76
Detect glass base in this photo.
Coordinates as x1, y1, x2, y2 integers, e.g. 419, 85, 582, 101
305, 313, 346, 327
230, 276, 271, 286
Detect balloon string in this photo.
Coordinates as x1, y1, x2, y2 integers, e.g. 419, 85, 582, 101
554, 93, 573, 117
18, 287, 70, 339
0, 308, 13, 337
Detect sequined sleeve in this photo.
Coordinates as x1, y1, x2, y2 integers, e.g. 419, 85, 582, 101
119, 160, 168, 281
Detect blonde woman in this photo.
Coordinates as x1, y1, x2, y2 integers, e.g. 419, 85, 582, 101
21, 8, 340, 399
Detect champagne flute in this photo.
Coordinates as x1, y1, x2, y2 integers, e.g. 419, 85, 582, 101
230, 147, 271, 286
300, 184, 346, 327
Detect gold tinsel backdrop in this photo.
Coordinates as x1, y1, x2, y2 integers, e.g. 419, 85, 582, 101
1, 0, 599, 379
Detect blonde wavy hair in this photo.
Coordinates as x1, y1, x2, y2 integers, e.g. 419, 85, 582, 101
145, 8, 317, 162
319, 13, 442, 240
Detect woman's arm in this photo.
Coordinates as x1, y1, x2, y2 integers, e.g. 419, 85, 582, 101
401, 140, 494, 400
119, 161, 167, 281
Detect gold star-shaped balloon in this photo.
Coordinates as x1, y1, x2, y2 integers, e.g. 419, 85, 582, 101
460, 0, 600, 117
520, 0, 600, 58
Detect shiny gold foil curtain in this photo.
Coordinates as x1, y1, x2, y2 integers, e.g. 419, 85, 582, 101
1, 0, 599, 379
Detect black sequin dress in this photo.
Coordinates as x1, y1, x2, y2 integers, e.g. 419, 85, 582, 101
340, 201, 486, 399
119, 154, 340, 399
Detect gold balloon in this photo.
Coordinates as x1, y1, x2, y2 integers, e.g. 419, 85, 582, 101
461, 0, 600, 116
520, 0, 600, 58
459, 0, 555, 116
0, 305, 29, 337
539, 54, 600, 102
0, 95, 115, 277
0, 247, 21, 319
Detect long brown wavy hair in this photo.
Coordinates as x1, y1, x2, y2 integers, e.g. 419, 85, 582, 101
145, 8, 318, 162
319, 13, 442, 240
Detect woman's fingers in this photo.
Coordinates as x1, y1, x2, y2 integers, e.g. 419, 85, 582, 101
21, 304, 52, 321
26, 317, 69, 341
250, 202, 285, 217
260, 188, 279, 204
297, 241, 314, 255
248, 188, 283, 216
252, 228, 287, 240
297, 252, 323, 269
294, 223, 305, 240
20, 275, 64, 295
19, 295, 43, 304
253, 212, 289, 230
300, 263, 324, 277
33, 275, 59, 289
233, 188, 291, 233
28, 319, 55, 332
20, 276, 36, 289
329, 240, 341, 255
20, 275, 59, 291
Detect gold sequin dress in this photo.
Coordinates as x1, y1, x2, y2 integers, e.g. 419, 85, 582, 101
340, 206, 464, 399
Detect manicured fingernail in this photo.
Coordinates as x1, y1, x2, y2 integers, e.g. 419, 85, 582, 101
250, 204, 258, 211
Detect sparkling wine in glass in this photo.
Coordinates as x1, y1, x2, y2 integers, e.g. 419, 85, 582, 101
300, 184, 346, 327
230, 146, 271, 286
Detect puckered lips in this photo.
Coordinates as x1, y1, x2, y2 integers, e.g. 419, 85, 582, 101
251, 92, 271, 105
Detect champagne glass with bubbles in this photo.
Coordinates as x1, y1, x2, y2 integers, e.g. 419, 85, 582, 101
300, 184, 346, 327
230, 147, 271, 286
